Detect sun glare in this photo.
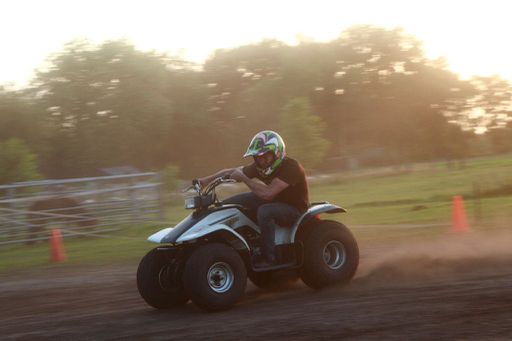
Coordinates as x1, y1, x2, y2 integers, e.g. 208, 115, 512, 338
1, 0, 512, 87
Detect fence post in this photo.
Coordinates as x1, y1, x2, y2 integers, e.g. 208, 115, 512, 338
7, 188, 18, 239
7, 187, 16, 208
129, 177, 142, 221
473, 181, 482, 223
156, 172, 165, 220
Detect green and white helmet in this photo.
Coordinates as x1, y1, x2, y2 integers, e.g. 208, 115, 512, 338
243, 130, 286, 176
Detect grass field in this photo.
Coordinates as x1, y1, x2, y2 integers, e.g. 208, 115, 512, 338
1, 154, 511, 273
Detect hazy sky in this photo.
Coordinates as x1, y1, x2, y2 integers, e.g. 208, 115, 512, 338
2, 0, 512, 88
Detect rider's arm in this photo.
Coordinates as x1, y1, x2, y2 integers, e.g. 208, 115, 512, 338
198, 168, 236, 187
231, 168, 289, 201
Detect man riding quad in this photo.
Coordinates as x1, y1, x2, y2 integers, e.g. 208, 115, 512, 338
198, 130, 308, 267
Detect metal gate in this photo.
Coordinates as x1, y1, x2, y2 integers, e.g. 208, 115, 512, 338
0, 173, 164, 246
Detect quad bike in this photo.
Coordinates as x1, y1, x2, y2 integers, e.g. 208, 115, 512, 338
137, 176, 359, 311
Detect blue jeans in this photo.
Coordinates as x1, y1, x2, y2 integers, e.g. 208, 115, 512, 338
223, 192, 300, 262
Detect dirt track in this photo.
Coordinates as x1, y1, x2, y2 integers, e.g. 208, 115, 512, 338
2, 232, 512, 340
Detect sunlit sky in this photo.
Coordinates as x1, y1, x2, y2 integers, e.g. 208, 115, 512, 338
1, 0, 512, 88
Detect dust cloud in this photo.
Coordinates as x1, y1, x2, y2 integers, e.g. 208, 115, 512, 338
355, 230, 512, 286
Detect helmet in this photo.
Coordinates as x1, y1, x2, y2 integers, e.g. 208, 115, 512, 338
243, 130, 286, 176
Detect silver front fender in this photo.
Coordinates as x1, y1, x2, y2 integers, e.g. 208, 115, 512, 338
148, 227, 174, 243
176, 223, 250, 250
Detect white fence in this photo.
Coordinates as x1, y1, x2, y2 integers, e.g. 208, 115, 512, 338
0, 173, 164, 246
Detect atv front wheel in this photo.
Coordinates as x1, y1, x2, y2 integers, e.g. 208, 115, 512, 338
183, 243, 247, 311
300, 220, 359, 289
137, 248, 189, 309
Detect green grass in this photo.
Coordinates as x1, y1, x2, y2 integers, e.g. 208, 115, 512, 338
1, 153, 512, 273
0, 223, 158, 273
310, 154, 512, 225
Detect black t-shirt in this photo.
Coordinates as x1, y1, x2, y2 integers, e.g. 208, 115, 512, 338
243, 157, 309, 213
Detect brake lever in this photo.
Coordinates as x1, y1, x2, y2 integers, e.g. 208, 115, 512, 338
182, 185, 194, 193
182, 179, 203, 194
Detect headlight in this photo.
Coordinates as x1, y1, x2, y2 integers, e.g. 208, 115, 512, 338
185, 197, 198, 209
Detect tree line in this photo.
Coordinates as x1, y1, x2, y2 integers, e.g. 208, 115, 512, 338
1, 26, 511, 184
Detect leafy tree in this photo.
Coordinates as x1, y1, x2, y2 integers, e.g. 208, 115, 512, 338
487, 121, 512, 153
447, 76, 512, 133
203, 40, 335, 168
0, 90, 42, 150
279, 97, 330, 170
32, 40, 202, 177
0, 138, 42, 185
314, 26, 475, 164
202, 40, 288, 165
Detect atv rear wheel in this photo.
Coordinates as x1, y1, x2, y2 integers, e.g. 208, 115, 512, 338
300, 220, 359, 289
137, 248, 189, 309
183, 243, 247, 311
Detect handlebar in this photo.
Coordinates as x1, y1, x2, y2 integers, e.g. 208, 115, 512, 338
183, 176, 235, 195
203, 176, 235, 195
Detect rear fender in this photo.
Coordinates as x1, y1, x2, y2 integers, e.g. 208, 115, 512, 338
290, 203, 346, 242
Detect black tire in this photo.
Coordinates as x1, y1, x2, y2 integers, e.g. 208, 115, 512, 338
137, 248, 189, 309
300, 220, 359, 289
183, 243, 247, 311
249, 269, 300, 291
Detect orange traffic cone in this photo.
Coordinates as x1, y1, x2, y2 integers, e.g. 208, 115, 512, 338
451, 195, 469, 233
50, 228, 66, 262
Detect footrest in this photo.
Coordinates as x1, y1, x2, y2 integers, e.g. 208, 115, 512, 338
251, 261, 299, 272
